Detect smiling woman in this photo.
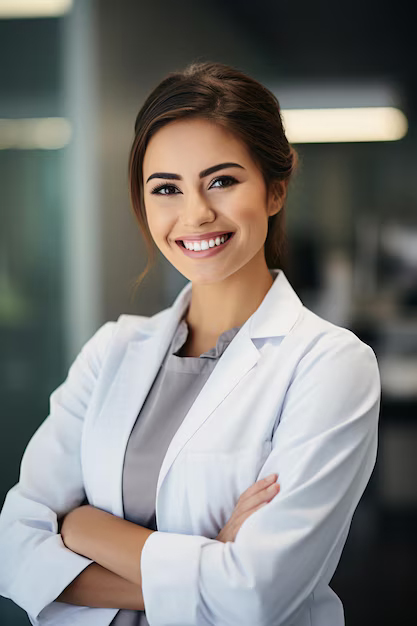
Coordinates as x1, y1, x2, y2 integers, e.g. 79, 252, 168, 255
129, 62, 298, 299
140, 116, 287, 289
127, 62, 299, 346
0, 60, 380, 626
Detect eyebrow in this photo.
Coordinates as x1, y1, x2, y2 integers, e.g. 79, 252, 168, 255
145, 162, 245, 184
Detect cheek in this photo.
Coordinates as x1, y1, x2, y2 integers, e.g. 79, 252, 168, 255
229, 186, 267, 224
234, 203, 268, 235
145, 205, 173, 241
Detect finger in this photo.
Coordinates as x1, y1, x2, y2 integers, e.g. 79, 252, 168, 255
237, 481, 280, 515
237, 474, 279, 510
222, 483, 280, 542
236, 480, 279, 516
238, 474, 278, 504
232, 494, 277, 538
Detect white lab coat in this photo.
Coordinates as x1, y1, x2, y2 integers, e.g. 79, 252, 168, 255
0, 269, 381, 626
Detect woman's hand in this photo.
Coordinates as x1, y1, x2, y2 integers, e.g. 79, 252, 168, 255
216, 473, 280, 543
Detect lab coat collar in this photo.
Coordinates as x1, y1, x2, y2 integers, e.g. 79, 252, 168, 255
166, 268, 303, 341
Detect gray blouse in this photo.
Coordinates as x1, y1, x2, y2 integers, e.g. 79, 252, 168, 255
110, 312, 243, 625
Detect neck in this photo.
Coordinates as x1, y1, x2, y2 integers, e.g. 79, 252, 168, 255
184, 257, 275, 341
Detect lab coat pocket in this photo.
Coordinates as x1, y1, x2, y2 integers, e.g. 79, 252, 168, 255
184, 440, 272, 539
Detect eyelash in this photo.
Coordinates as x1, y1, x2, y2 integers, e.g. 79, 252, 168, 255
150, 175, 239, 196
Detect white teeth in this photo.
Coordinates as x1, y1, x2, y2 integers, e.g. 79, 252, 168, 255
184, 234, 230, 251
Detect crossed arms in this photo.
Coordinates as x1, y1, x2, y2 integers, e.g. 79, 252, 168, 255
56, 505, 153, 610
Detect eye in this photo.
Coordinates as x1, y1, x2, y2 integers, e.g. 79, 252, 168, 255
209, 175, 238, 189
150, 183, 179, 195
150, 175, 238, 196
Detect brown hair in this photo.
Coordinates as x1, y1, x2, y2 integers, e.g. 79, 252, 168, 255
128, 60, 298, 296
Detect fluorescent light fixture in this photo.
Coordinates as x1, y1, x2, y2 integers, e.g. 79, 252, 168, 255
0, 118, 72, 149
271, 81, 408, 143
0, 0, 72, 18
281, 107, 408, 143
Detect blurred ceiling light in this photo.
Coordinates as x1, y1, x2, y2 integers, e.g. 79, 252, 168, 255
272, 82, 408, 143
0, 0, 72, 18
281, 107, 408, 143
0, 118, 72, 149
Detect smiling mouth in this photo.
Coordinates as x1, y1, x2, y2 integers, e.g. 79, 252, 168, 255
178, 232, 234, 249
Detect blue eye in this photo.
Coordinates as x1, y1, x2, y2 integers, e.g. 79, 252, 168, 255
150, 175, 238, 195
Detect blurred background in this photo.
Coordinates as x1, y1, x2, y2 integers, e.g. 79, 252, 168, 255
0, 0, 416, 624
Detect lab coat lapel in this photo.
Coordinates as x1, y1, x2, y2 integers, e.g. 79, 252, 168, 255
154, 327, 260, 512
91, 279, 193, 517
154, 269, 304, 522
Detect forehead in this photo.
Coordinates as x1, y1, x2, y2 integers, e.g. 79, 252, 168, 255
143, 118, 251, 173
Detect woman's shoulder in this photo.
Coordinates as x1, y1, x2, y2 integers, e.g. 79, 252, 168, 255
114, 307, 171, 339
292, 304, 378, 367
80, 307, 170, 358
93, 307, 172, 351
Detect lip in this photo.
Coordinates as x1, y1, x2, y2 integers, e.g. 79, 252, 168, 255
175, 230, 233, 242
176, 232, 235, 258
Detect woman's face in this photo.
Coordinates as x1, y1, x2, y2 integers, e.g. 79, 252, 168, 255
142, 117, 281, 284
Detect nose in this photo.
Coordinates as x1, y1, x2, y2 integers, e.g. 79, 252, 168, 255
179, 188, 215, 227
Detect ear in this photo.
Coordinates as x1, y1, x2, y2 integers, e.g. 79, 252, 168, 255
267, 180, 287, 218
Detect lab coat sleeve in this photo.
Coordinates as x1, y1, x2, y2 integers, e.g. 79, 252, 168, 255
140, 332, 381, 626
0, 320, 117, 625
